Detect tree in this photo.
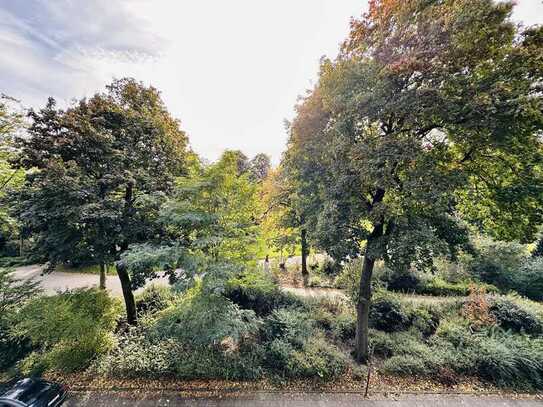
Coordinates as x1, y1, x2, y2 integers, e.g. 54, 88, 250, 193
162, 150, 261, 264
0, 96, 26, 256
277, 89, 333, 284
13, 78, 189, 324
119, 150, 262, 295
249, 153, 271, 182
289, 0, 543, 362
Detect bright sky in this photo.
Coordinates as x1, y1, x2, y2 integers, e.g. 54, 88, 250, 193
0, 1, 542, 163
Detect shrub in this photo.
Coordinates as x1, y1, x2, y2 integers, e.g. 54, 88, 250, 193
264, 338, 295, 371
153, 285, 261, 347
370, 330, 414, 358
13, 288, 120, 373
136, 284, 176, 315
0, 268, 40, 370
369, 294, 411, 332
261, 308, 315, 347
286, 336, 347, 380
469, 238, 527, 290
489, 297, 542, 335
383, 354, 436, 377
472, 333, 543, 390
317, 257, 337, 276
410, 307, 440, 337
91, 333, 179, 378
331, 312, 357, 341
384, 269, 420, 292
93, 330, 264, 380
225, 269, 304, 316
333, 258, 362, 299
513, 258, 543, 301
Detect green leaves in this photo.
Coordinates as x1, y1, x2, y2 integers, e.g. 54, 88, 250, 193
285, 0, 543, 268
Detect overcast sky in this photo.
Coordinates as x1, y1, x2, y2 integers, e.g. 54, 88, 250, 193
1, 1, 542, 163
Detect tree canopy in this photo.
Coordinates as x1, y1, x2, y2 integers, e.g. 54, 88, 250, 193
283, 0, 543, 361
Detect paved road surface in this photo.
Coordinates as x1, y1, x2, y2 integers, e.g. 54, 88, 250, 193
11, 264, 170, 296
65, 392, 543, 406
12, 265, 350, 298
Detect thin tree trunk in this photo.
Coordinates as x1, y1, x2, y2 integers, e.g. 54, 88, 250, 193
301, 228, 309, 287
354, 220, 385, 363
99, 263, 107, 290
355, 253, 376, 363
116, 261, 137, 325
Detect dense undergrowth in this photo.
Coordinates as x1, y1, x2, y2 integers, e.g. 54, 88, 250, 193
2, 265, 543, 391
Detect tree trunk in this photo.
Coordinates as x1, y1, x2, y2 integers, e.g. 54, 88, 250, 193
355, 254, 376, 363
99, 263, 107, 290
355, 221, 384, 363
116, 261, 137, 325
301, 228, 309, 287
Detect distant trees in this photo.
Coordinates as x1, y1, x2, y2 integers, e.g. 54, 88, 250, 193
13, 78, 189, 324
163, 150, 262, 265
285, 0, 543, 362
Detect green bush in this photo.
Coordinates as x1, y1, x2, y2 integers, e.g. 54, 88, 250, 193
513, 258, 543, 301
225, 269, 304, 316
469, 238, 527, 290
261, 308, 315, 347
0, 268, 40, 370
264, 338, 295, 371
489, 297, 542, 335
410, 307, 440, 337
369, 294, 411, 332
91, 333, 179, 378
93, 330, 264, 380
317, 257, 338, 276
331, 312, 357, 341
472, 333, 543, 390
153, 285, 261, 347
286, 336, 347, 380
370, 330, 414, 358
383, 269, 421, 292
13, 288, 120, 373
136, 284, 176, 315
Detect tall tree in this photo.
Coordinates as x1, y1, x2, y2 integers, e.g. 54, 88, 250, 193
290, 0, 543, 362
13, 78, 189, 324
278, 89, 333, 284
249, 153, 271, 182
0, 96, 25, 256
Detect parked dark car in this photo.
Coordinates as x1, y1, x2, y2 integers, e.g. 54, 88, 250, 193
0, 378, 67, 407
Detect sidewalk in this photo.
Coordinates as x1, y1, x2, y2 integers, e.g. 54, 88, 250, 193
66, 391, 542, 406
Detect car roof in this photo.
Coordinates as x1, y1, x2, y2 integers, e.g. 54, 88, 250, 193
0, 378, 57, 406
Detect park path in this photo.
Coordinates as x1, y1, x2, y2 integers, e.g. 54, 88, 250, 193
11, 264, 169, 296
12, 265, 460, 307
12, 264, 348, 299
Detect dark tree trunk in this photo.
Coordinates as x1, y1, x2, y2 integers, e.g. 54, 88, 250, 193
355, 222, 384, 363
355, 188, 386, 363
355, 253, 376, 363
99, 263, 107, 290
301, 228, 309, 286
116, 261, 137, 325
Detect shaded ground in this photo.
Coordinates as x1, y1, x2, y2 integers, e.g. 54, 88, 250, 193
65, 392, 543, 406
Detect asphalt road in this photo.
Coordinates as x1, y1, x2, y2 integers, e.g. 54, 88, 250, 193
65, 392, 543, 406
12, 265, 344, 298
11, 264, 170, 296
